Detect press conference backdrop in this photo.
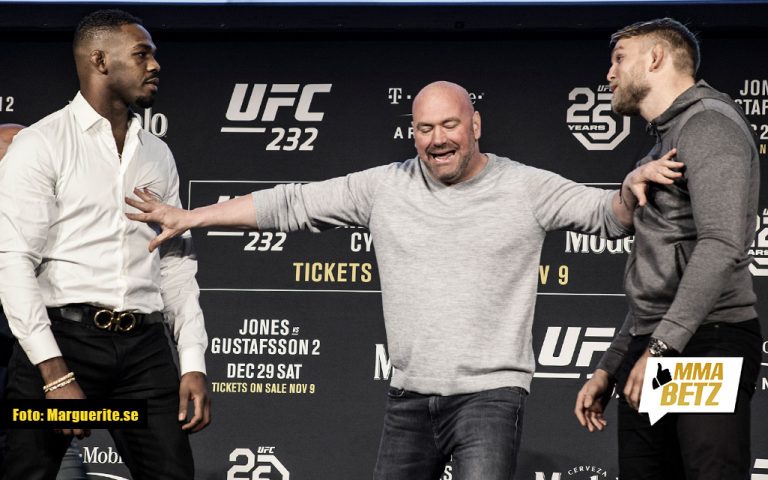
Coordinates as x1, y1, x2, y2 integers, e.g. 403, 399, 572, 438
1, 3, 768, 479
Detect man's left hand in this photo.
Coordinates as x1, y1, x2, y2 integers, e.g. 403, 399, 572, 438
178, 371, 211, 433
623, 349, 652, 411
624, 149, 683, 207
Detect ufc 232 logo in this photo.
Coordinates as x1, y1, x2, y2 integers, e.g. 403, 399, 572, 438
222, 83, 332, 152
228, 447, 290, 480
567, 86, 630, 151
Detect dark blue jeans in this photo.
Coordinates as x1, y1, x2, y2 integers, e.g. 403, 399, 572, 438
374, 386, 527, 480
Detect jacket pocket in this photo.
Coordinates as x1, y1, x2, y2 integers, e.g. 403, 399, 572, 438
674, 242, 690, 279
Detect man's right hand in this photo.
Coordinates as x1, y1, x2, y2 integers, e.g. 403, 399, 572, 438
39, 357, 90, 439
623, 149, 684, 207
574, 369, 614, 432
46, 381, 90, 439
126, 187, 259, 252
126, 188, 193, 252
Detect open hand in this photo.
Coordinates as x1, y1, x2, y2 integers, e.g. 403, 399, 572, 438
125, 188, 191, 252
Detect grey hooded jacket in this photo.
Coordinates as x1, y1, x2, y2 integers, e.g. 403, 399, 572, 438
598, 80, 760, 376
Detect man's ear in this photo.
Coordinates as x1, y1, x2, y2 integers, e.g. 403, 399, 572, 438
649, 43, 665, 72
90, 50, 108, 74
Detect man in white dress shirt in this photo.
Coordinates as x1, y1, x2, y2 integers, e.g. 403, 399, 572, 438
0, 10, 209, 479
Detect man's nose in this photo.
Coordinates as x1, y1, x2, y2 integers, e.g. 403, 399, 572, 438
148, 56, 161, 73
431, 126, 446, 145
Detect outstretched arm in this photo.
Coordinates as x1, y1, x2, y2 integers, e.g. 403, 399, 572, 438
126, 188, 257, 252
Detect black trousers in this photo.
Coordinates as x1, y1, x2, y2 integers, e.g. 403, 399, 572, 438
0, 318, 194, 480
615, 319, 761, 480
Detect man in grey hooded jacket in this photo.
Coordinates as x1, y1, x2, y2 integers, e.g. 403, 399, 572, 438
575, 18, 761, 480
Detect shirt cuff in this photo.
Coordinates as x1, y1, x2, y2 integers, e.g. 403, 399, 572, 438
18, 328, 62, 365
178, 345, 207, 376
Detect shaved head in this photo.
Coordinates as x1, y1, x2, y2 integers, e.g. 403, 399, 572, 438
72, 9, 146, 87
411, 81, 485, 185
412, 81, 475, 119
0, 123, 24, 160
73, 9, 143, 52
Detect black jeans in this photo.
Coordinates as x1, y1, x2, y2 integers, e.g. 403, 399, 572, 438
0, 318, 194, 480
615, 319, 761, 480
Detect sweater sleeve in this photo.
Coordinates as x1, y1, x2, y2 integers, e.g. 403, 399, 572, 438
651, 111, 756, 352
523, 166, 630, 239
251, 164, 390, 232
596, 313, 633, 378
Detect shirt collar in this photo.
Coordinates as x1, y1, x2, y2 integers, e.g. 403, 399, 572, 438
70, 91, 145, 145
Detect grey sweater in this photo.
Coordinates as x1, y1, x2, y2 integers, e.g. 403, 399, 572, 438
598, 80, 760, 376
253, 153, 628, 395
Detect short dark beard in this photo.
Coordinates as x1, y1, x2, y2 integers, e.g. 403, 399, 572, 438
612, 81, 649, 116
134, 95, 155, 109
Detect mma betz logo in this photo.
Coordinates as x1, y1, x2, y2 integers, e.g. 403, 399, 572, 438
222, 83, 332, 151
566, 85, 630, 151
639, 357, 742, 425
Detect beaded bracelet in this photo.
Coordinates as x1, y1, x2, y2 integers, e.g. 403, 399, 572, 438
44, 376, 76, 393
42, 372, 75, 393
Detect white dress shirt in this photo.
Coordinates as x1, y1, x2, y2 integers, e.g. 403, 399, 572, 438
0, 92, 207, 375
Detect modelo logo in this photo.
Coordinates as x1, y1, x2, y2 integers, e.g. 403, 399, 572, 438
565, 232, 634, 255
536, 464, 611, 479
567, 86, 630, 151
136, 108, 168, 137
225, 84, 331, 122
228, 447, 290, 480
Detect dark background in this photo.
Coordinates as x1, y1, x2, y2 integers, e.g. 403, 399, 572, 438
1, 2, 767, 479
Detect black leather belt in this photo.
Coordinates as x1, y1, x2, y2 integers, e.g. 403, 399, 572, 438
47, 304, 164, 333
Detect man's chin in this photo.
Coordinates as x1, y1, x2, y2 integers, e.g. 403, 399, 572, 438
134, 95, 156, 109
430, 166, 463, 185
611, 99, 639, 117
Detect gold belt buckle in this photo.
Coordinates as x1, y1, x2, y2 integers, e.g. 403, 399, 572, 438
93, 309, 138, 332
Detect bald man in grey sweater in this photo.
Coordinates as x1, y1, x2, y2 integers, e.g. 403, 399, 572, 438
127, 81, 680, 480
